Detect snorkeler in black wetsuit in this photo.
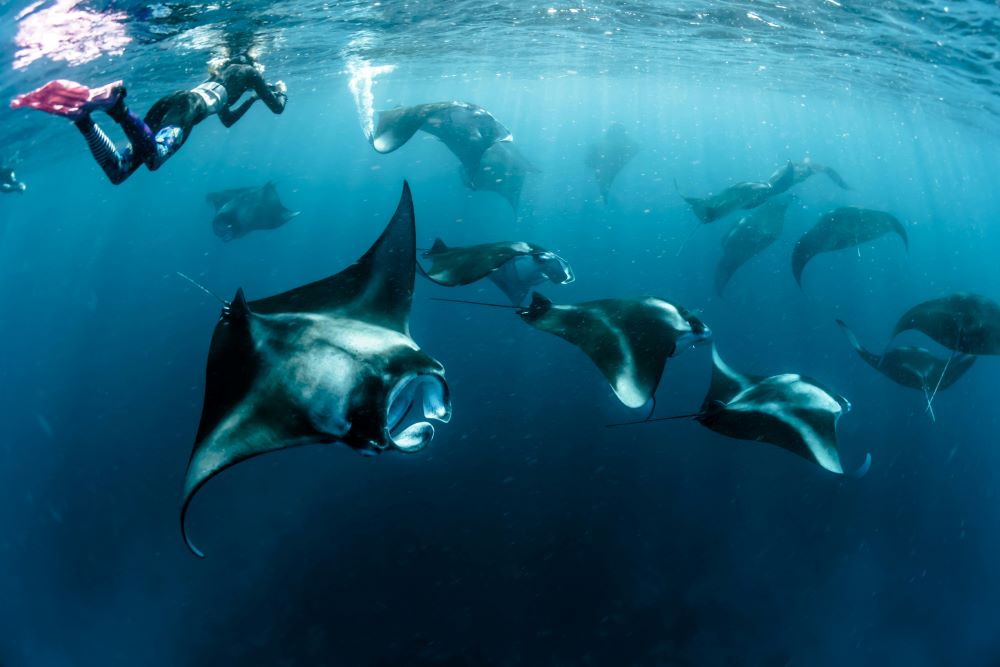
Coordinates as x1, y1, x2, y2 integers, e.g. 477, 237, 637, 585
0, 164, 26, 194
10, 55, 287, 184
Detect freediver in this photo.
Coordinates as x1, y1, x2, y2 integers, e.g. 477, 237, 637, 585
0, 162, 26, 194
9, 54, 287, 184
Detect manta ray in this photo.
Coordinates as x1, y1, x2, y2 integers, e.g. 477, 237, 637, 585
610, 347, 871, 476
419, 238, 575, 305
836, 319, 975, 420
715, 198, 788, 295
371, 101, 513, 177
791, 206, 908, 286
585, 122, 639, 203
517, 293, 711, 409
767, 159, 850, 196
206, 182, 299, 241
676, 179, 773, 225
181, 182, 452, 557
891, 292, 1000, 356
678, 157, 849, 226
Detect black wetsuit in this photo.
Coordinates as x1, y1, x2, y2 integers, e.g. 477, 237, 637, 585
75, 62, 287, 184
1, 166, 25, 194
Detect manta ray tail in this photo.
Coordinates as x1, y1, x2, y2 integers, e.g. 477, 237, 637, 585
605, 412, 702, 428
675, 221, 699, 257
176, 272, 227, 306
415, 259, 447, 286
674, 178, 713, 224
430, 297, 518, 309
922, 386, 937, 423
923, 349, 957, 421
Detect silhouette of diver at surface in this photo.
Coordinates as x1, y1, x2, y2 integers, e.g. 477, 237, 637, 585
1, 162, 26, 194
9, 54, 287, 184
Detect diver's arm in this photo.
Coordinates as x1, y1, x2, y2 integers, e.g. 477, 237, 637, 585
218, 95, 258, 127
249, 77, 287, 114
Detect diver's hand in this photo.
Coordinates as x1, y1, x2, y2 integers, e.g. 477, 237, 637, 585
268, 81, 288, 111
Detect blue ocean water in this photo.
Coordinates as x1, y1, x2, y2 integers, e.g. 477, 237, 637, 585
1, 2, 1000, 666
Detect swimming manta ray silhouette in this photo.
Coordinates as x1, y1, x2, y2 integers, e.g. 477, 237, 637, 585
180, 182, 452, 557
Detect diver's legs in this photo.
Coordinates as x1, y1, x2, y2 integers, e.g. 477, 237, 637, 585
105, 96, 186, 171
73, 115, 141, 185
106, 96, 158, 161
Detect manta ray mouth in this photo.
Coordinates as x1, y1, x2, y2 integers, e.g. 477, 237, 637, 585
675, 325, 713, 353
384, 373, 452, 452
538, 253, 575, 285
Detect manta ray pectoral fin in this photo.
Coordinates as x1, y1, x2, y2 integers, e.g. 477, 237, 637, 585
181, 395, 328, 558
819, 165, 850, 190
371, 107, 427, 153
834, 319, 864, 353
702, 346, 751, 408
791, 242, 810, 286
834, 319, 883, 370
714, 254, 740, 296
891, 217, 909, 251
249, 182, 416, 333
415, 258, 442, 284
846, 452, 872, 479
206, 187, 255, 211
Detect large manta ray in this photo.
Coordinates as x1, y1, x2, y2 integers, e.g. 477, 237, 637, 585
696, 347, 870, 475
767, 159, 850, 196
676, 179, 773, 225
181, 182, 452, 557
462, 140, 538, 210
791, 206, 908, 286
612, 347, 870, 476
836, 319, 975, 420
891, 292, 1000, 355
370, 101, 513, 177
585, 122, 639, 203
419, 238, 575, 305
715, 198, 788, 295
517, 293, 711, 409
206, 182, 299, 242
678, 158, 848, 226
